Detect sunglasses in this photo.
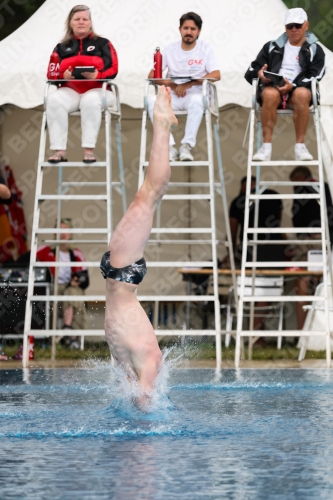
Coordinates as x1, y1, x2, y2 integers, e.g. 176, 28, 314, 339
286, 23, 304, 30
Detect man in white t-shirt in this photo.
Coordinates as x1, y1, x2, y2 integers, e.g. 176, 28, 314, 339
245, 8, 325, 161
147, 12, 220, 161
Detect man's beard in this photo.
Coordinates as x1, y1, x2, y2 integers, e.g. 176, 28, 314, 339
183, 35, 198, 45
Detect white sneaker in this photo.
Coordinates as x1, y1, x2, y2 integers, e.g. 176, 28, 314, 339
294, 143, 313, 161
252, 144, 272, 161
169, 146, 178, 161
179, 143, 194, 161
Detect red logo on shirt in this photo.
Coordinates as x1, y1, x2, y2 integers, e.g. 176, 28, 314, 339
50, 63, 60, 71
188, 59, 203, 65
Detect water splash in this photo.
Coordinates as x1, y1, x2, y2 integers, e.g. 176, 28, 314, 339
55, 346, 185, 416
105, 347, 182, 416
0, 426, 189, 439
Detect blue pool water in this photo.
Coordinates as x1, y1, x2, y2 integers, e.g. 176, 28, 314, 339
1, 366, 333, 499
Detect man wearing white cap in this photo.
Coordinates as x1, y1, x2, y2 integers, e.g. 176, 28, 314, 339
245, 8, 325, 161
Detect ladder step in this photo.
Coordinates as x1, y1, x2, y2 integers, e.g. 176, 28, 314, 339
44, 239, 108, 244
28, 295, 105, 301
41, 239, 214, 246
38, 195, 107, 201
27, 330, 105, 337
239, 330, 328, 337
147, 239, 213, 245
168, 182, 210, 187
2, 332, 233, 339
146, 261, 214, 267
167, 183, 221, 189
245, 261, 324, 268
27, 295, 216, 302
249, 194, 320, 200
32, 261, 102, 267
26, 329, 219, 337
153, 329, 218, 336
163, 194, 211, 200
41, 162, 107, 167
240, 296, 326, 302
61, 182, 107, 187
259, 181, 320, 187
250, 160, 319, 167
61, 181, 122, 187
247, 227, 322, 234
248, 240, 324, 245
35, 228, 108, 234
151, 228, 212, 234
142, 161, 209, 167
137, 295, 215, 301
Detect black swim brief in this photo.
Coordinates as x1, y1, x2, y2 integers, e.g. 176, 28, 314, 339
100, 251, 147, 285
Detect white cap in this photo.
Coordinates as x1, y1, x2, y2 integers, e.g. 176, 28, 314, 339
285, 8, 308, 25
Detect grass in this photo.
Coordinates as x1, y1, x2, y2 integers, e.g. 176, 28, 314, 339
33, 344, 111, 361
169, 343, 327, 361
3, 340, 329, 362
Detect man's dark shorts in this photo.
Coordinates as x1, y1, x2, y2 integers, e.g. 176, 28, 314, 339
256, 83, 313, 107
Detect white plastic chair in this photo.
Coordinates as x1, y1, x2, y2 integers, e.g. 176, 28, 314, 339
222, 276, 284, 348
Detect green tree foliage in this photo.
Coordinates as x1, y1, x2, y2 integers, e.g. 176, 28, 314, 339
0, 0, 45, 41
283, 0, 333, 50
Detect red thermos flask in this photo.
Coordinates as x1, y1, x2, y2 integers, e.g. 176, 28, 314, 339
154, 47, 162, 78
28, 336, 34, 361
48, 51, 60, 80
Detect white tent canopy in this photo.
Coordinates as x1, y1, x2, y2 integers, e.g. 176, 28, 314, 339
1, 0, 333, 188
0, 0, 333, 108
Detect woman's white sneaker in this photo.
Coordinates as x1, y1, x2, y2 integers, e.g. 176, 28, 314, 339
252, 144, 272, 161
294, 143, 313, 161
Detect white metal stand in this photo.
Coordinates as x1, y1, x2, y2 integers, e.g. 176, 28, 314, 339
235, 79, 333, 368
138, 80, 237, 369
22, 80, 126, 367
298, 281, 333, 360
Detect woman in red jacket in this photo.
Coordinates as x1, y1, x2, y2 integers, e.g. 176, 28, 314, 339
46, 5, 118, 163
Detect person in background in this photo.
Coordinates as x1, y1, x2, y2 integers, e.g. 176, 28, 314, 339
147, 12, 220, 161
37, 219, 89, 349
289, 166, 333, 329
225, 176, 256, 266
245, 8, 325, 162
227, 176, 286, 266
225, 176, 286, 332
0, 175, 11, 359
0, 175, 11, 205
46, 4, 118, 164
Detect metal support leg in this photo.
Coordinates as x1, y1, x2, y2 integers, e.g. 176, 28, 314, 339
115, 120, 127, 214
277, 303, 283, 349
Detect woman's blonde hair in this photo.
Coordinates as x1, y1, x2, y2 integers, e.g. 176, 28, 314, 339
61, 5, 98, 44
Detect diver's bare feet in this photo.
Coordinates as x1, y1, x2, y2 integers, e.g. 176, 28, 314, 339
153, 86, 178, 130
